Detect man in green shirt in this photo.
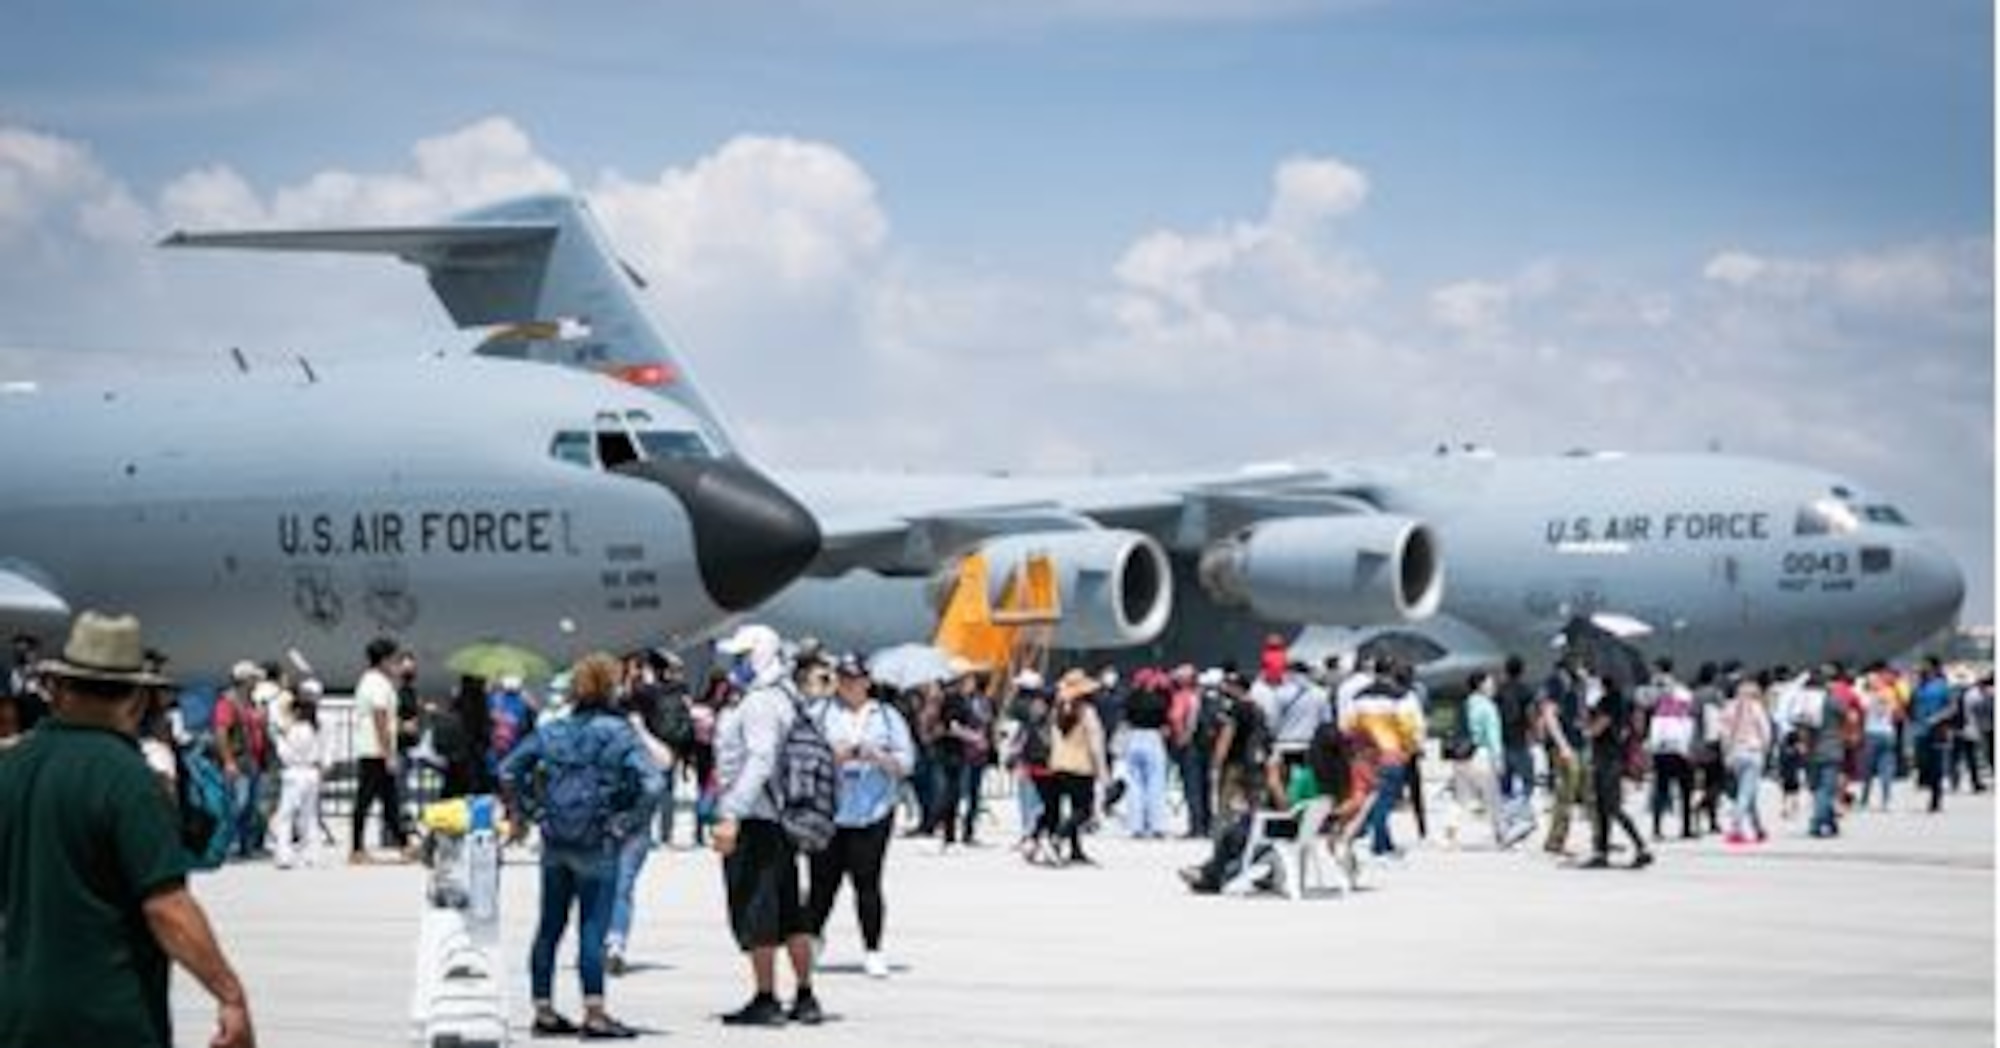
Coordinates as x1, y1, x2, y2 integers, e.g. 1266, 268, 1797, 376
0, 611, 255, 1047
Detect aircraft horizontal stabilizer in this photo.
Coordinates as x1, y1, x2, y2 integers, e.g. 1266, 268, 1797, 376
159, 195, 741, 455
162, 222, 558, 328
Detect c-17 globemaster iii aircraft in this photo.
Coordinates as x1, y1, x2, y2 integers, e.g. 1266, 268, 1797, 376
0, 354, 821, 687
165, 194, 1968, 679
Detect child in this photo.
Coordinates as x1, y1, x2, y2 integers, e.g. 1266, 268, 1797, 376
271, 682, 328, 869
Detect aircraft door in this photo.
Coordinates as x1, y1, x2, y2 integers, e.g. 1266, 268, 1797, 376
1713, 552, 1750, 628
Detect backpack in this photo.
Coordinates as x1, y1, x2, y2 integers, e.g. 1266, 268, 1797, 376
1018, 712, 1053, 768
1227, 700, 1271, 771
175, 746, 234, 871
653, 691, 697, 753
534, 717, 634, 851
767, 684, 839, 854
1441, 700, 1478, 762
1193, 688, 1228, 749
1307, 719, 1351, 803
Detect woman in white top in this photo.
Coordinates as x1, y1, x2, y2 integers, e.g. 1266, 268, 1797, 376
1858, 669, 1900, 811
1719, 679, 1772, 846
271, 684, 329, 869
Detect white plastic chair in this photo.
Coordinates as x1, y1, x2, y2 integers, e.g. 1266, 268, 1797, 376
1222, 795, 1345, 900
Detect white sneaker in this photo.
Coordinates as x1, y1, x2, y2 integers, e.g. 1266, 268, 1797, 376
863, 951, 890, 979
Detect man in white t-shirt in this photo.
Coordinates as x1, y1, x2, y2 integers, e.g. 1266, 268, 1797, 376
350, 637, 411, 864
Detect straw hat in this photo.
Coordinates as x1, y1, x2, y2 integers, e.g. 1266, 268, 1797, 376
37, 611, 172, 689
1054, 668, 1101, 703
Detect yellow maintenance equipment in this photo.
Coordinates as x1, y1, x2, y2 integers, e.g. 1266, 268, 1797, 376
931, 548, 1062, 691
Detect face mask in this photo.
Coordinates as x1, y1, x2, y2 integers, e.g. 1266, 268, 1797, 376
728, 658, 757, 689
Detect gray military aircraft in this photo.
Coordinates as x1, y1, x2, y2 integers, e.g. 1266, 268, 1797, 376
0, 352, 820, 687
163, 194, 1967, 678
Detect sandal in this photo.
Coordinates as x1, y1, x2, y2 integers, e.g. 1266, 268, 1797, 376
581, 1016, 639, 1040
531, 1011, 581, 1037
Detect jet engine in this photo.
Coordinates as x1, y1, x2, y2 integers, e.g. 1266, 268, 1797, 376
1197, 515, 1443, 625
933, 530, 1174, 649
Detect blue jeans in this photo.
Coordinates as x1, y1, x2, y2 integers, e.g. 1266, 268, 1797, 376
1365, 762, 1409, 856
1014, 765, 1043, 838
959, 762, 986, 841
232, 770, 264, 857
1178, 744, 1212, 837
1860, 733, 1895, 808
530, 849, 616, 1002
1500, 746, 1537, 828
1122, 729, 1169, 837
1729, 753, 1766, 839
606, 801, 659, 953
1809, 759, 1842, 836
655, 765, 679, 846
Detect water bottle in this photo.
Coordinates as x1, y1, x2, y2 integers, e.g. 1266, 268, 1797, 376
465, 795, 500, 931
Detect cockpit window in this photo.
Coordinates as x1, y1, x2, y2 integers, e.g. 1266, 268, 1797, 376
1794, 498, 1860, 537
597, 429, 641, 469
636, 430, 714, 461
552, 426, 710, 471
1863, 504, 1909, 526
550, 431, 595, 469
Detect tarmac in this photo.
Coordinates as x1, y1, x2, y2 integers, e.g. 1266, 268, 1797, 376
172, 783, 1995, 1047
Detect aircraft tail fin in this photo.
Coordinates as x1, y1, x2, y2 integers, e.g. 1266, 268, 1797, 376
161, 194, 739, 455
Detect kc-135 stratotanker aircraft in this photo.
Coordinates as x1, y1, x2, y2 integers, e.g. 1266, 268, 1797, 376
47, 194, 1963, 686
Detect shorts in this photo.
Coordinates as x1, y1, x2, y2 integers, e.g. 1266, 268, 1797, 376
723, 818, 806, 951
1777, 735, 1804, 793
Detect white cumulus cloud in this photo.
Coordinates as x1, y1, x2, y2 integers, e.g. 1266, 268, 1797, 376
592, 135, 888, 304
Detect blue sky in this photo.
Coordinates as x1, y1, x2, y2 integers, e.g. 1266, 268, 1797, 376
0, 0, 1993, 623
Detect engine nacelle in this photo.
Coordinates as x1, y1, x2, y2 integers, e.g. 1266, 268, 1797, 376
1197, 515, 1442, 625
935, 529, 1174, 649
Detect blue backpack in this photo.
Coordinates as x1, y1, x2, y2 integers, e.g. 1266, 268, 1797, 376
534, 717, 634, 850
175, 746, 234, 871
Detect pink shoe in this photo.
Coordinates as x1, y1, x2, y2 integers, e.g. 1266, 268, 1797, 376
1723, 831, 1746, 846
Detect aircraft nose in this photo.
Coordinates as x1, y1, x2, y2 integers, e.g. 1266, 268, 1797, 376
615, 457, 822, 612
1902, 537, 1967, 629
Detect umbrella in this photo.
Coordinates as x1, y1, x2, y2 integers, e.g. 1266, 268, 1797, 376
867, 642, 956, 690
446, 641, 553, 684
1551, 616, 1649, 695
1585, 612, 1654, 639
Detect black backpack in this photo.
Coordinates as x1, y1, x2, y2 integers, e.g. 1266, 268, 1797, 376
1308, 719, 1351, 803
1228, 700, 1270, 770
1441, 700, 1478, 762
1018, 712, 1053, 768
650, 687, 697, 754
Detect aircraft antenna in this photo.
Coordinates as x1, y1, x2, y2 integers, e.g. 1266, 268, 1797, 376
230, 347, 249, 374
298, 356, 318, 384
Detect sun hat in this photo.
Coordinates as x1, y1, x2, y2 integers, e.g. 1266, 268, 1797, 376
37, 611, 172, 688
1054, 668, 1101, 703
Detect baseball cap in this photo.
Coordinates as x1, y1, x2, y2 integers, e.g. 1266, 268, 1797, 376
717, 623, 781, 659
834, 653, 870, 679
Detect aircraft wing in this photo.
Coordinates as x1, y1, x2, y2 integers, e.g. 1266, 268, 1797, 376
786, 465, 1385, 576
0, 564, 71, 629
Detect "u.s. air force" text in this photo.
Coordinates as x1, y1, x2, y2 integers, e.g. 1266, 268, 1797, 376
278, 510, 559, 557
1544, 511, 1771, 545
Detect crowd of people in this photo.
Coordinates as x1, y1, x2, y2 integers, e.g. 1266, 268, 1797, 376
1, 612, 1992, 1043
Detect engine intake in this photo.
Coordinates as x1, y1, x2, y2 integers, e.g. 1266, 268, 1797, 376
1198, 515, 1442, 625
935, 530, 1174, 649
